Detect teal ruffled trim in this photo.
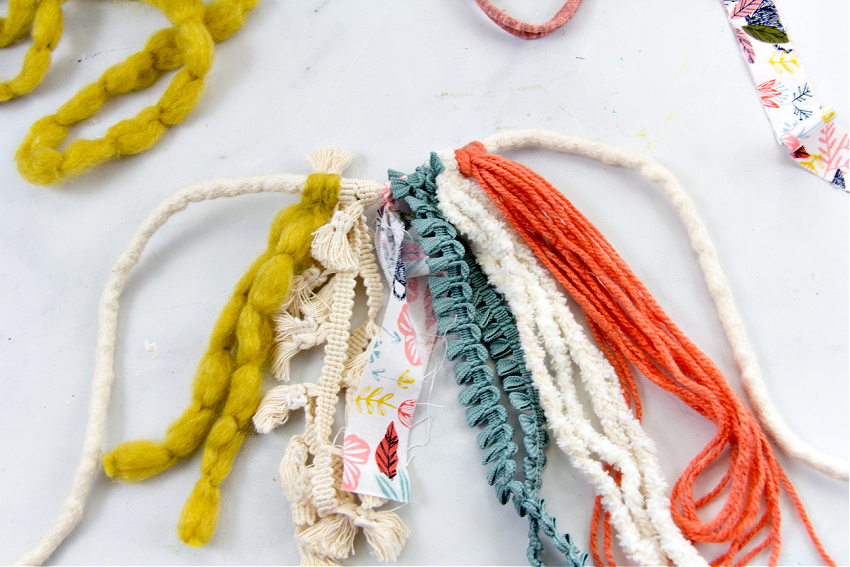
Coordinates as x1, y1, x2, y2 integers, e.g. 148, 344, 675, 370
389, 154, 587, 567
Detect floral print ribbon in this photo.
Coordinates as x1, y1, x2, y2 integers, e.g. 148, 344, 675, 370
341, 184, 438, 502
721, 0, 848, 189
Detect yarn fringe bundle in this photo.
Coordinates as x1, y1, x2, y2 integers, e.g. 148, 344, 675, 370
432, 149, 705, 567
389, 161, 588, 567
1, 0, 258, 185
446, 130, 839, 566
11, 132, 845, 567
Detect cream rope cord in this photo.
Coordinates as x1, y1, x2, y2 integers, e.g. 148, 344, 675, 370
435, 148, 706, 566
13, 172, 308, 566
467, 128, 848, 483
12, 152, 400, 565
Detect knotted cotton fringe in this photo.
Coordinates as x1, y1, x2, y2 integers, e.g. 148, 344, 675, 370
253, 154, 410, 565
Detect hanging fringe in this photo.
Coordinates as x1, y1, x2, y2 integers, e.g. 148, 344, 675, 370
454, 138, 835, 567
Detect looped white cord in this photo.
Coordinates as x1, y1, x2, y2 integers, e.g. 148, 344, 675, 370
480, 128, 849, 483
13, 174, 309, 566
436, 151, 704, 566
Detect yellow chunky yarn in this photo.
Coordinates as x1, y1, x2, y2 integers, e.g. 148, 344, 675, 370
0, 0, 63, 102
102, 172, 341, 547
6, 0, 258, 185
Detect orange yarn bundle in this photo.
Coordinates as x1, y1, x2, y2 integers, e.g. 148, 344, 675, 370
454, 141, 833, 567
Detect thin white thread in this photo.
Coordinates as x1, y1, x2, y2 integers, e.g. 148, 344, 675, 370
480, 128, 848, 483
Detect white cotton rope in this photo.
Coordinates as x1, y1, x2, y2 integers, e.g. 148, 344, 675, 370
436, 149, 706, 566
14, 173, 309, 566
479, 128, 849, 483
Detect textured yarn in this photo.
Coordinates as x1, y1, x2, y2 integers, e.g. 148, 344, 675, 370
453, 131, 836, 566
473, 0, 583, 39
390, 157, 587, 567
0, 0, 63, 101
434, 148, 706, 567
102, 170, 339, 547
13, 171, 310, 566
253, 176, 410, 564
11, 0, 258, 185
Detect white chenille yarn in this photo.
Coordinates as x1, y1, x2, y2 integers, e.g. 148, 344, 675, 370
436, 149, 706, 567
477, 129, 848, 483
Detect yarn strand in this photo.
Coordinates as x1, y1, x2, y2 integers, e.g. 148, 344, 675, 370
0, 0, 63, 102
14, 0, 259, 185
473, 0, 583, 39
103, 171, 341, 546
453, 132, 837, 566
13, 172, 308, 566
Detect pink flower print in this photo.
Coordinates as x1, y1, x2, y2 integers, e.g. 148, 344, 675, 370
341, 434, 370, 491
398, 400, 417, 428
398, 304, 421, 366
781, 132, 801, 151
758, 80, 782, 109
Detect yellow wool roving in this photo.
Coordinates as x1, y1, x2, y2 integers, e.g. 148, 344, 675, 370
102, 159, 341, 547
2, 0, 258, 186
0, 0, 63, 102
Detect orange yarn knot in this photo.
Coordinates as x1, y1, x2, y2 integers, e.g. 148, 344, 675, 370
453, 142, 835, 567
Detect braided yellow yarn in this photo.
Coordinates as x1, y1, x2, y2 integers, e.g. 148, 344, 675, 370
103, 172, 341, 547
13, 0, 259, 185
0, 0, 64, 102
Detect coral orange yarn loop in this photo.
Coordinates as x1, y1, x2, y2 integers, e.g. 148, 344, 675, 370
455, 141, 834, 567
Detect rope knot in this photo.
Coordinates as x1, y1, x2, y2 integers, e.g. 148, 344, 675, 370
328, 209, 355, 233
311, 206, 361, 272
455, 140, 488, 177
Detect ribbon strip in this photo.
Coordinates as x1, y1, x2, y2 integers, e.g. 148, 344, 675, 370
719, 0, 848, 189
342, 185, 437, 502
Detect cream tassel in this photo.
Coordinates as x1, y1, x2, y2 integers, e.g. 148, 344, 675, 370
296, 512, 358, 561
300, 552, 340, 566
311, 206, 360, 271
353, 509, 409, 563
272, 314, 333, 381
253, 384, 314, 434
306, 146, 355, 176
280, 265, 329, 314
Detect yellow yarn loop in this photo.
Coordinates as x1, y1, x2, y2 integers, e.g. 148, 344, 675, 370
11, 0, 259, 185
0, 0, 64, 102
102, 172, 342, 548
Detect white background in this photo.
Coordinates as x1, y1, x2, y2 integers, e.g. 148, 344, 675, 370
1, 0, 847, 564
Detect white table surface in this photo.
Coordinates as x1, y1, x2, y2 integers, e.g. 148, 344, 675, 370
1, 1, 847, 565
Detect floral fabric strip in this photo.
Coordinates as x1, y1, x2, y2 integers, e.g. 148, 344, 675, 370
721, 0, 848, 189
342, 186, 438, 502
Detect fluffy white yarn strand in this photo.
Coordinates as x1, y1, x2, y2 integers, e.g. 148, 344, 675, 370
14, 174, 308, 566
482, 129, 849, 482
435, 152, 705, 566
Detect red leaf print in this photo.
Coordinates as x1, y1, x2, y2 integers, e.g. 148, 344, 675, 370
375, 422, 399, 479
398, 400, 416, 428
757, 79, 782, 109
792, 146, 811, 159
729, 0, 762, 19
398, 304, 422, 366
